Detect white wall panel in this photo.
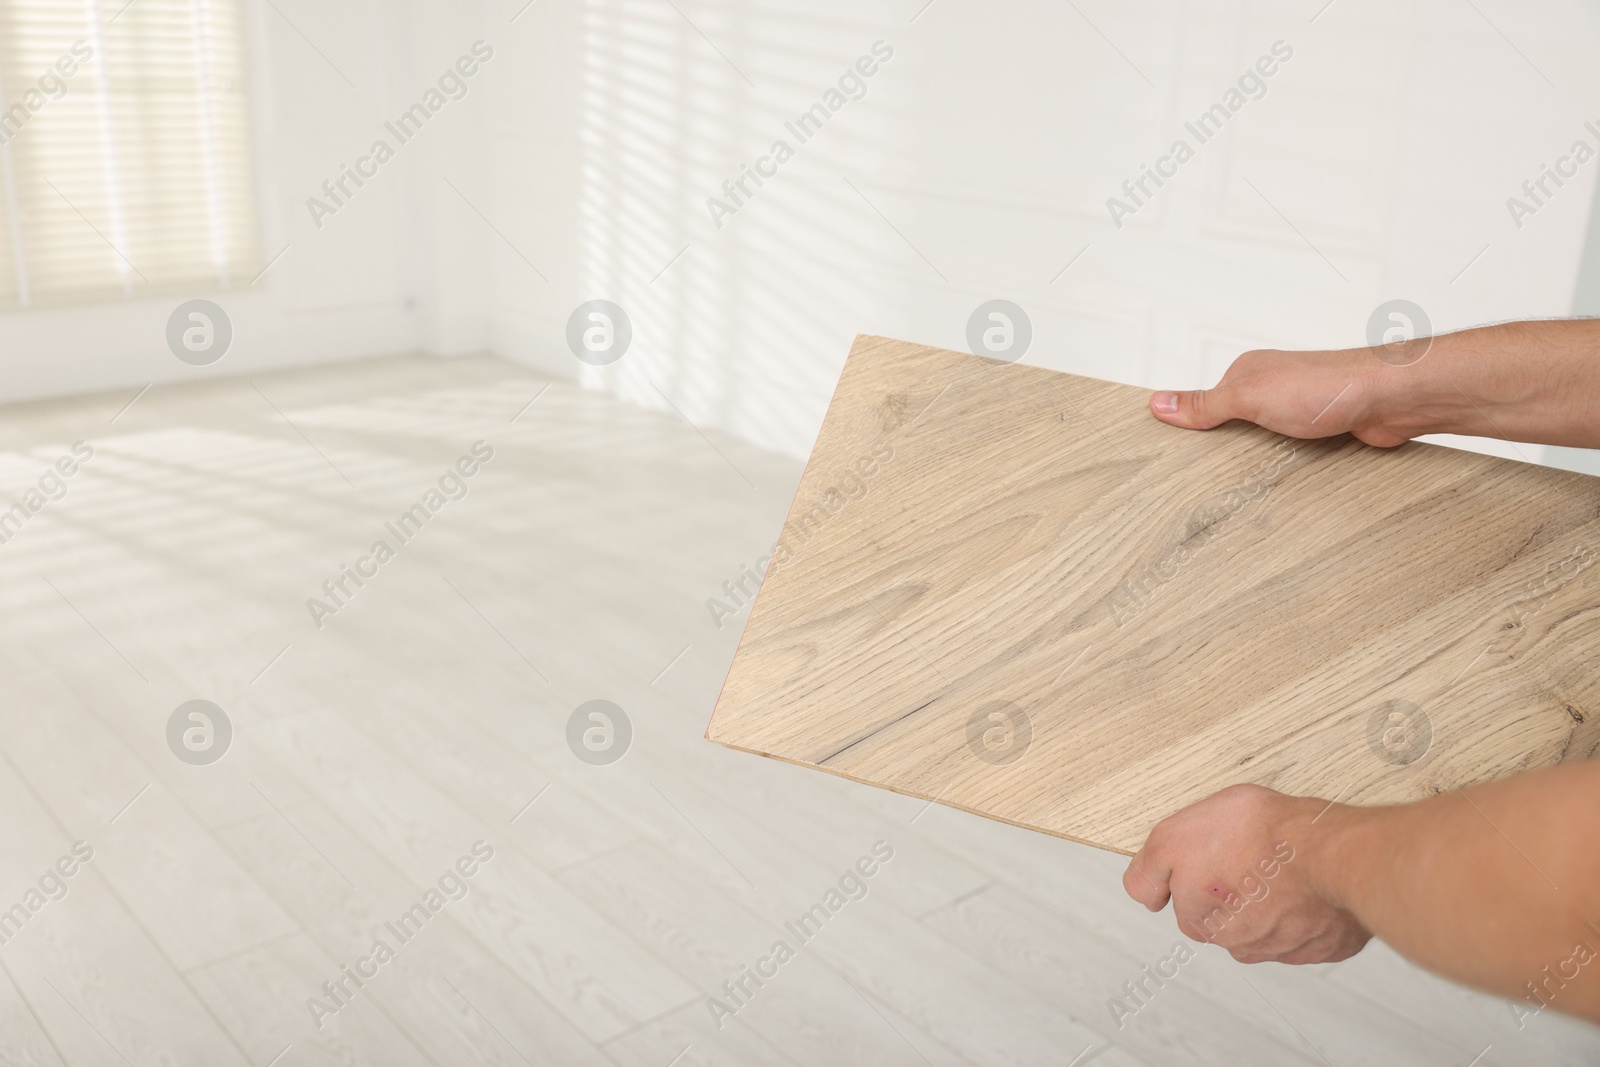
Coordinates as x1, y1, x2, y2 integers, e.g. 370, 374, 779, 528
487, 0, 1600, 462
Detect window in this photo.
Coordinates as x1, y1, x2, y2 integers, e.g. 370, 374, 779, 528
0, 0, 257, 309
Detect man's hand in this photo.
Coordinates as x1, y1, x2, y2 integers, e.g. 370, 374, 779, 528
1123, 784, 1372, 965
1125, 767, 1600, 1023
1148, 348, 1415, 447
1147, 321, 1600, 450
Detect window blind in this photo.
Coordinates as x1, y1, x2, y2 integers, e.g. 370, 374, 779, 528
0, 0, 257, 309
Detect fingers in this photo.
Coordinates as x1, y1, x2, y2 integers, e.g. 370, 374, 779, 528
1123, 844, 1173, 912
1149, 386, 1236, 430
1176, 897, 1373, 965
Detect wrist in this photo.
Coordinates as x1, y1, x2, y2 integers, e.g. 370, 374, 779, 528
1357, 320, 1600, 446
1355, 344, 1473, 441
1287, 798, 1389, 916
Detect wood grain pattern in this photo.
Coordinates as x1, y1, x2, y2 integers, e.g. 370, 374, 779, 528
707, 335, 1600, 854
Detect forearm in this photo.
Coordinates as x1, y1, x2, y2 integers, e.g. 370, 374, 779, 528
1361, 318, 1600, 448
1307, 762, 1600, 1018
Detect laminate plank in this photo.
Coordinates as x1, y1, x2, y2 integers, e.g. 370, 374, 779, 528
185, 934, 435, 1067
264, 619, 659, 875
588, 768, 1114, 1064
562, 838, 947, 1065
1081, 1044, 1157, 1066
245, 709, 697, 1042
921, 882, 1320, 1066
653, 758, 988, 921
0, 964, 66, 1067
0, 752, 248, 1066
599, 999, 800, 1067
0, 668, 299, 972
216, 804, 609, 1065
10, 625, 318, 834
708, 335, 1600, 853
797, 878, 1111, 1067
257, 628, 763, 893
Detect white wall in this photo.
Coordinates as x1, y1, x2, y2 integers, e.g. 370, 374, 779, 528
1, 0, 1597, 471
486, 0, 1600, 462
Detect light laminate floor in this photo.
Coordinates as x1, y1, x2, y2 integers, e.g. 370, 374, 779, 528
0, 353, 1594, 1067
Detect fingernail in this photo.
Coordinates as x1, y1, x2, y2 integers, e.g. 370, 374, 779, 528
1152, 391, 1179, 414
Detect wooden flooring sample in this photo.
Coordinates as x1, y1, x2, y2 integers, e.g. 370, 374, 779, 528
706, 335, 1600, 854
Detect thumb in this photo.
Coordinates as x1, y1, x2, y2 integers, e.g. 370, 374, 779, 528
1150, 387, 1235, 430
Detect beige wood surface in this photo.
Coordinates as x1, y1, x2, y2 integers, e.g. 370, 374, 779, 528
707, 335, 1600, 855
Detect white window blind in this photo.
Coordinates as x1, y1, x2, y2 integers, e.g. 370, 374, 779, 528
0, 0, 257, 309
